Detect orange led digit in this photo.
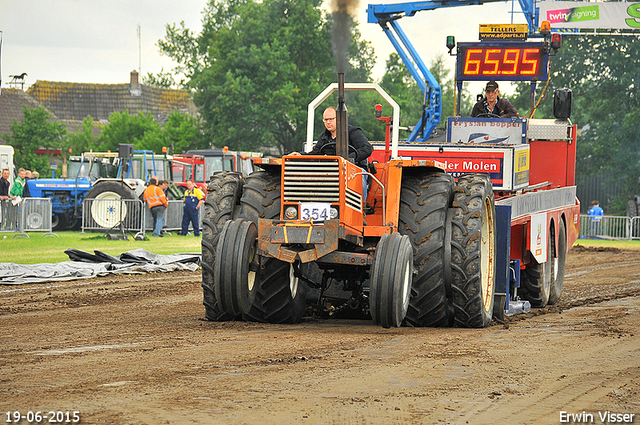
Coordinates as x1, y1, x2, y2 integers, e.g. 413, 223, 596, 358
502, 49, 520, 75
464, 49, 482, 75
484, 49, 501, 75
521, 48, 540, 75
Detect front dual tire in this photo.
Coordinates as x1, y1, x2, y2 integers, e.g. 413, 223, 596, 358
213, 219, 306, 324
370, 232, 414, 328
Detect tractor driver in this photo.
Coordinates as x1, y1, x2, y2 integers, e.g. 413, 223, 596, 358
471, 81, 518, 118
291, 106, 373, 198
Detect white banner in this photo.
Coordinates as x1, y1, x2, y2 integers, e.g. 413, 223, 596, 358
538, 1, 640, 30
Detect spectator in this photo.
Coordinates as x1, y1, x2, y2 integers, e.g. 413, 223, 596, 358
0, 168, 10, 200
31, 171, 39, 179
159, 180, 169, 193
22, 170, 32, 198
0, 169, 10, 230
181, 180, 204, 237
588, 200, 604, 237
143, 177, 168, 237
10, 168, 26, 198
158, 180, 170, 233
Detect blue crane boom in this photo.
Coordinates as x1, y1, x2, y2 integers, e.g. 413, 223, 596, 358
367, 0, 538, 142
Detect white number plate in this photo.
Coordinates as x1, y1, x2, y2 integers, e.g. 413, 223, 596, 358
299, 203, 330, 221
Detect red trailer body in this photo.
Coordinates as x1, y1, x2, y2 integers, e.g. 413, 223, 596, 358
369, 114, 580, 313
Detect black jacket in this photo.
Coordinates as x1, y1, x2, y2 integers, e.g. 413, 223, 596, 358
22, 178, 31, 198
471, 97, 518, 118
0, 177, 9, 198
306, 125, 373, 168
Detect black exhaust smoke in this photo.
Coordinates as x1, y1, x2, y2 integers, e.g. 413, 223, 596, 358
329, 0, 359, 160
336, 73, 348, 159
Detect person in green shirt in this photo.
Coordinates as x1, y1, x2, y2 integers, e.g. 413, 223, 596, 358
10, 168, 26, 198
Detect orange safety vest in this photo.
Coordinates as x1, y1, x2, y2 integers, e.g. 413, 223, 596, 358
144, 185, 167, 208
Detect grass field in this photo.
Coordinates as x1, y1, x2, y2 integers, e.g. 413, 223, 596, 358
0, 231, 203, 264
573, 237, 640, 250
2, 230, 639, 265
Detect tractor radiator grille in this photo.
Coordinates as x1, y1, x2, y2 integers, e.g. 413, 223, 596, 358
283, 158, 340, 203
345, 187, 362, 211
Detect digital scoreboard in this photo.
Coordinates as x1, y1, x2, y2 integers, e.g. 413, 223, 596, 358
456, 42, 549, 82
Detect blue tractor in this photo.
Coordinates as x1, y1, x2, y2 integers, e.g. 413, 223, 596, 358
27, 153, 117, 230
27, 151, 171, 231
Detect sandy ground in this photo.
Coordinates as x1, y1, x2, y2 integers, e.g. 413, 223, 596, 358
1, 245, 639, 425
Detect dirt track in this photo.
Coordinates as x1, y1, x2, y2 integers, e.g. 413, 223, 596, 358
1, 246, 639, 425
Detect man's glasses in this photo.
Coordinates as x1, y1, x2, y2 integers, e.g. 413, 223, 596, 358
323, 117, 336, 122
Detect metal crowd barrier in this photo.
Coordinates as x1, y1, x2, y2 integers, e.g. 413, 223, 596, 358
0, 199, 19, 233
632, 217, 640, 240
579, 214, 635, 240
82, 198, 144, 235
1, 198, 56, 238
142, 200, 203, 236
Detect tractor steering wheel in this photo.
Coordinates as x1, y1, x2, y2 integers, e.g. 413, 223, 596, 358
475, 112, 501, 119
319, 141, 358, 157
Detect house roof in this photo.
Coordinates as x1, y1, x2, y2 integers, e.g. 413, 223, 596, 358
0, 88, 54, 145
26, 70, 197, 125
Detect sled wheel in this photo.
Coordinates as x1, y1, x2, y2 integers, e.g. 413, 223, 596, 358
520, 221, 554, 308
548, 219, 567, 305
370, 232, 414, 328
450, 174, 496, 328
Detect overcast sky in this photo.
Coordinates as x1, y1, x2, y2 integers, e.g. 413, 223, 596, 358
0, 0, 525, 95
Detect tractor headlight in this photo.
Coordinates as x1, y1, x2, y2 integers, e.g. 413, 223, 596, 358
330, 207, 339, 219
285, 206, 298, 220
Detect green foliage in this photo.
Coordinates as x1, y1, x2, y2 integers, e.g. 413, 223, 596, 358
158, 0, 375, 154
97, 111, 163, 152
379, 53, 424, 131
162, 110, 206, 154
3, 106, 67, 172
93, 109, 205, 155
67, 116, 99, 155
142, 69, 178, 89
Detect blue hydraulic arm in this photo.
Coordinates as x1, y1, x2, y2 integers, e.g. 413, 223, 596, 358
367, 0, 537, 142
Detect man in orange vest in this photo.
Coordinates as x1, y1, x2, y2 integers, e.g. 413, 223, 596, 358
143, 177, 168, 237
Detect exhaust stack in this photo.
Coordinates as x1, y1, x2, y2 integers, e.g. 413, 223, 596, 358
336, 73, 349, 160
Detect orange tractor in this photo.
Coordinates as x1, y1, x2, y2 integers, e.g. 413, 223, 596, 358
201, 76, 497, 328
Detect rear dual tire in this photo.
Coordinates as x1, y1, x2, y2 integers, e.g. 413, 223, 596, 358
399, 172, 455, 327
450, 174, 496, 328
